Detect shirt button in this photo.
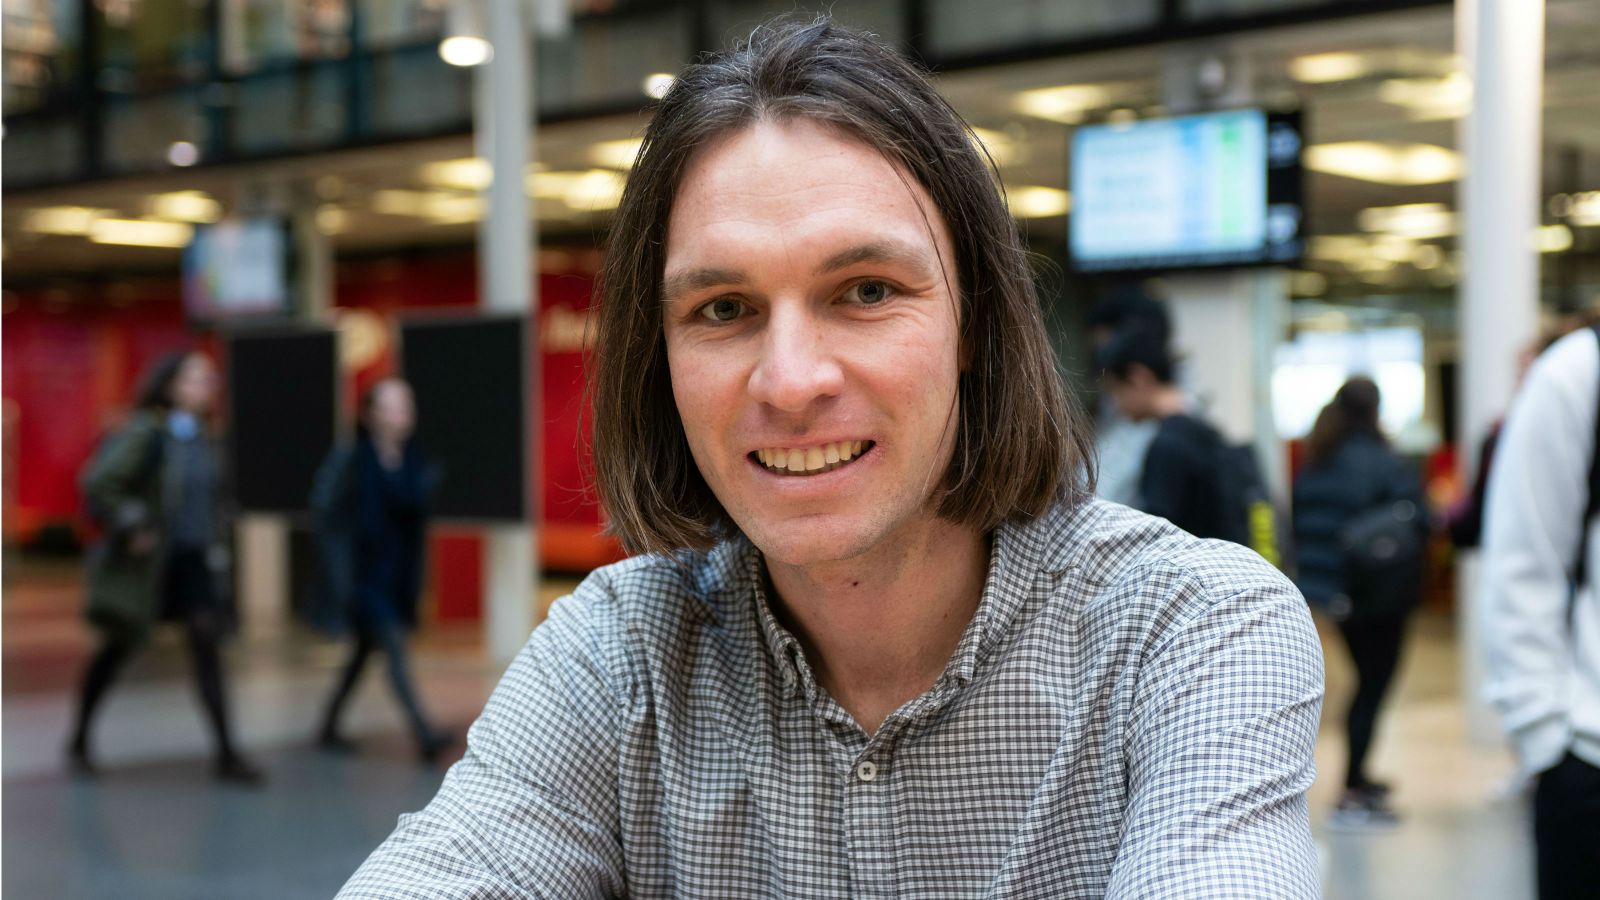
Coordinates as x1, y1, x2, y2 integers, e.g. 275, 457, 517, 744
855, 760, 878, 783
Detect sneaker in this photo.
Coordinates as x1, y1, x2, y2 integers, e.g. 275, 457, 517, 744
418, 729, 457, 766
1325, 789, 1400, 832
214, 754, 267, 787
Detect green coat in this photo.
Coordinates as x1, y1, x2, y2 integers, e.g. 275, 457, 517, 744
80, 411, 232, 646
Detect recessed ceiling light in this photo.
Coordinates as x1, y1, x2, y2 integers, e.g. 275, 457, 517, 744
1305, 142, 1462, 185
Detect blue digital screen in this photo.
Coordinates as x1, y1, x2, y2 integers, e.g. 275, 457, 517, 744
1070, 109, 1303, 272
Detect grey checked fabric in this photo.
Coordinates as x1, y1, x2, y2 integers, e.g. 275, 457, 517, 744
339, 498, 1325, 898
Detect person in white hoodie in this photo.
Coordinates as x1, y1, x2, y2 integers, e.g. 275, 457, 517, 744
1481, 323, 1600, 900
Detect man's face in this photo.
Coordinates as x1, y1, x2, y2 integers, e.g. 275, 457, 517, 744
1103, 367, 1153, 421
662, 119, 964, 567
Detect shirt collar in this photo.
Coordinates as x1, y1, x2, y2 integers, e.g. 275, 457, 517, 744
736, 499, 1095, 701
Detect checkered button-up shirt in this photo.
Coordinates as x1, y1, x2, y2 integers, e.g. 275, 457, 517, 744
339, 499, 1325, 898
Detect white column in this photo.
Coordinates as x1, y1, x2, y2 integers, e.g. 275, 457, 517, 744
475, 0, 540, 665
1456, 0, 1545, 745
236, 514, 290, 638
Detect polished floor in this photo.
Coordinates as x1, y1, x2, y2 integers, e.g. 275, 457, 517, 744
3, 560, 1535, 899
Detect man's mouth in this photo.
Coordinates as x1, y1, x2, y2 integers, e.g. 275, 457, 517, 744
750, 440, 875, 476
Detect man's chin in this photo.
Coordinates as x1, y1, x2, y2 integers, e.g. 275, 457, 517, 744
741, 520, 879, 570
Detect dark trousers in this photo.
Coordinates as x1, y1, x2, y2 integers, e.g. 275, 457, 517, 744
73, 549, 239, 760
319, 615, 433, 745
1335, 612, 1408, 791
1534, 751, 1600, 900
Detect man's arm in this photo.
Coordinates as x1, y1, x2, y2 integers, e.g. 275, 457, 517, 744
1481, 331, 1598, 776
1109, 571, 1324, 899
337, 577, 632, 899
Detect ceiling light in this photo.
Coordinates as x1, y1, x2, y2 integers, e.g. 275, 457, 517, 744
1358, 203, 1457, 239
440, 1, 492, 68
1288, 51, 1369, 84
88, 218, 193, 248
147, 190, 222, 223
1014, 84, 1111, 124
1305, 142, 1462, 185
642, 73, 675, 100
1005, 186, 1070, 219
316, 205, 349, 235
371, 189, 485, 223
23, 206, 111, 236
1536, 224, 1573, 254
1565, 191, 1600, 227
1307, 234, 1371, 265
166, 141, 199, 167
422, 157, 494, 191
1378, 72, 1472, 121
589, 138, 644, 170
969, 128, 1016, 167
440, 35, 492, 66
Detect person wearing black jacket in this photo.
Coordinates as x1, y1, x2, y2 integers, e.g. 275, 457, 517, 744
311, 378, 451, 763
1292, 377, 1429, 830
1097, 325, 1240, 543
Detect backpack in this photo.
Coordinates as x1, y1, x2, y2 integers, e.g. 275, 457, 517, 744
1215, 442, 1293, 572
1338, 497, 1426, 618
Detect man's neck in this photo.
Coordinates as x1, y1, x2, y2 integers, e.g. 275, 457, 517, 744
1151, 385, 1187, 419
764, 518, 990, 737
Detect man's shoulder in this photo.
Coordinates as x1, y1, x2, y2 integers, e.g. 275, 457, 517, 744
542, 543, 749, 654
1038, 498, 1300, 630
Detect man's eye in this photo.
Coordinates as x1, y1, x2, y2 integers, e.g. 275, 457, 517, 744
698, 298, 744, 322
847, 280, 892, 306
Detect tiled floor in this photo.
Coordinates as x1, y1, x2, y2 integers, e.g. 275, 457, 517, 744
3, 562, 1537, 898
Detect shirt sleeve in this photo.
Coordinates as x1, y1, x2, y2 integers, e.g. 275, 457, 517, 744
1109, 569, 1325, 899
336, 578, 633, 899
1481, 330, 1599, 777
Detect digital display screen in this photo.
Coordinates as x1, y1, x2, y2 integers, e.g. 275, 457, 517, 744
1070, 109, 1304, 273
183, 218, 293, 322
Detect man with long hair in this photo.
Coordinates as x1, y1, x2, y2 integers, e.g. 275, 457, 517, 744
340, 20, 1322, 898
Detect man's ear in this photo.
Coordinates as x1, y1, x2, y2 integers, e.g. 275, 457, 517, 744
1127, 363, 1157, 391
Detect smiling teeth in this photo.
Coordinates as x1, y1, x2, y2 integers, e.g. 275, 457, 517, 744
757, 441, 868, 475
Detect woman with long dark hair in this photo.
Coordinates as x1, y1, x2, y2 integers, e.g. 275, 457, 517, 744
1293, 377, 1428, 829
69, 350, 263, 783
311, 378, 450, 763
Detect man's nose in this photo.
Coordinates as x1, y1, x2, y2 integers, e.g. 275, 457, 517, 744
747, 305, 844, 413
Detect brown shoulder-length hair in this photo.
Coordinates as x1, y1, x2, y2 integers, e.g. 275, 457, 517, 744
589, 18, 1096, 557
1304, 376, 1386, 469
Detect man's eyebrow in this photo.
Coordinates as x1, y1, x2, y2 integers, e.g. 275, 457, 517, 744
660, 267, 747, 305
815, 240, 936, 277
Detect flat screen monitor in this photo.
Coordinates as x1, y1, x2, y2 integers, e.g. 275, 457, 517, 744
1069, 109, 1304, 273
183, 218, 294, 322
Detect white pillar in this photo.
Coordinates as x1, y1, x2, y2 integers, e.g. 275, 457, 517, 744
475, 0, 540, 665
236, 513, 290, 638
1456, 0, 1545, 745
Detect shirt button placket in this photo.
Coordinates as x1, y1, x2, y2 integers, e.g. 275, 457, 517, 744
845, 754, 892, 899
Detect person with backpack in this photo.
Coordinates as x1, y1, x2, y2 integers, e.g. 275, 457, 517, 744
1481, 324, 1600, 900
68, 350, 264, 784
1096, 324, 1245, 544
310, 378, 451, 764
1291, 377, 1428, 829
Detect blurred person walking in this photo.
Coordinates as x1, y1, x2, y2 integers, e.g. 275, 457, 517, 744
1087, 285, 1171, 508
1097, 324, 1243, 543
68, 351, 264, 784
1292, 377, 1427, 829
1481, 324, 1600, 900
310, 378, 451, 764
